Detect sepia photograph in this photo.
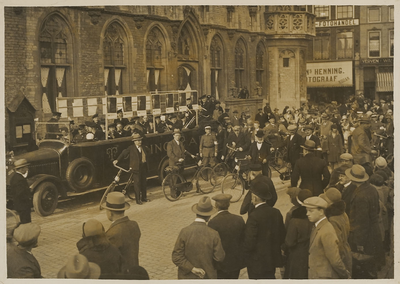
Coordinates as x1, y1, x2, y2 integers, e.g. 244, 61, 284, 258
2, 2, 398, 282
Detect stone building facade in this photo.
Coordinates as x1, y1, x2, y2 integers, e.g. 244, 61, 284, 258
5, 5, 315, 151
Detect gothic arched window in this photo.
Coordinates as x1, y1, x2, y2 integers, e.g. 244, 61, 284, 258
146, 28, 164, 92
210, 36, 223, 99
256, 42, 265, 96
234, 39, 246, 89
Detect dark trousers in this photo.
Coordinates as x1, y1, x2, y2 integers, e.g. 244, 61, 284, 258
247, 267, 275, 279
217, 269, 240, 279
18, 209, 31, 224
132, 164, 147, 203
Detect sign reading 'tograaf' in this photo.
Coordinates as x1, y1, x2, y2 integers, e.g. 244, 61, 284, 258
306, 61, 353, 88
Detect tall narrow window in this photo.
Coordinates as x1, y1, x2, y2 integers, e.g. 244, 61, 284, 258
234, 40, 246, 89
39, 14, 71, 113
103, 23, 126, 96
337, 31, 353, 59
368, 7, 381, 22
256, 43, 264, 96
337, 6, 353, 19
314, 32, 330, 60
389, 6, 394, 22
314, 5, 329, 19
210, 36, 223, 99
146, 28, 164, 92
369, 31, 381, 57
389, 30, 394, 57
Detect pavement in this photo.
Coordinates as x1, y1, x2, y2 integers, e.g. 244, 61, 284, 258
9, 170, 395, 280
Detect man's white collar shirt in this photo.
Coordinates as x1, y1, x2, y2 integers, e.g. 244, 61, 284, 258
195, 218, 206, 223
315, 216, 327, 227
257, 143, 262, 150
16, 171, 28, 179
255, 202, 266, 208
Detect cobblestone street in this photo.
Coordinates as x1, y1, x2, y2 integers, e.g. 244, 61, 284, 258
30, 172, 293, 279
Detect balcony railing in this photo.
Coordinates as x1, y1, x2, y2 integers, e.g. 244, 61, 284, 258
264, 12, 316, 36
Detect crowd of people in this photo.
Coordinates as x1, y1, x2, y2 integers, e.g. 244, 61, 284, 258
7, 92, 394, 279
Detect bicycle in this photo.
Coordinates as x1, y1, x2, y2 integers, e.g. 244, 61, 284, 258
221, 157, 251, 203
213, 145, 238, 185
268, 146, 287, 170
162, 155, 217, 201
99, 164, 133, 210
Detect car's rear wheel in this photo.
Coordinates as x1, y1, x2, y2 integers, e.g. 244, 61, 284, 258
66, 158, 95, 192
33, 181, 59, 216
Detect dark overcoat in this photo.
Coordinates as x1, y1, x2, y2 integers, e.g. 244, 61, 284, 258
208, 211, 245, 273
286, 133, 303, 166
327, 133, 344, 163
291, 153, 330, 196
225, 132, 250, 159
9, 172, 32, 212
167, 139, 186, 167
244, 203, 285, 276
7, 243, 42, 278
106, 216, 141, 274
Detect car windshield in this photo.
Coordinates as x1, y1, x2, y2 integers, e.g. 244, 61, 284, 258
35, 121, 74, 146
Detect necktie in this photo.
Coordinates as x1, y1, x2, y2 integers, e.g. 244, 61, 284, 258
139, 147, 146, 163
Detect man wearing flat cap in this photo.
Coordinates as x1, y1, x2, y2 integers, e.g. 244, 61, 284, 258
9, 159, 32, 224
303, 196, 351, 279
172, 196, 225, 279
243, 178, 285, 279
114, 109, 129, 128
114, 133, 149, 204
46, 111, 61, 139
345, 165, 382, 278
208, 194, 245, 279
351, 115, 373, 164
7, 223, 42, 278
102, 192, 141, 275
291, 140, 330, 196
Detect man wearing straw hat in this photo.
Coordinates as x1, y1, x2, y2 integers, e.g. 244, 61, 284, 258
9, 159, 32, 224
172, 196, 225, 279
114, 133, 149, 204
57, 254, 101, 279
102, 192, 141, 275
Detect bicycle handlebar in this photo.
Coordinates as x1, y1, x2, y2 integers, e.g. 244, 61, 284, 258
226, 145, 239, 152
114, 164, 131, 173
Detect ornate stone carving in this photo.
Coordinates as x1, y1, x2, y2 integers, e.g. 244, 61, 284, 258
133, 16, 145, 29
226, 6, 235, 13
203, 26, 209, 37
278, 14, 289, 32
88, 9, 102, 25
250, 34, 257, 42
171, 22, 180, 35
279, 49, 295, 58
227, 30, 235, 40
183, 6, 192, 17
277, 5, 292, 11
248, 6, 258, 18
292, 14, 303, 32
265, 14, 274, 31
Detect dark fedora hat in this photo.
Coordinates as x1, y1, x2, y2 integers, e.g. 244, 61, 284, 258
249, 179, 272, 200
301, 140, 316, 151
191, 196, 217, 216
255, 130, 264, 138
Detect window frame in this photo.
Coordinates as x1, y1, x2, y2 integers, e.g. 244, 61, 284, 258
368, 30, 381, 58
313, 32, 331, 60
313, 5, 330, 20
389, 29, 394, 57
336, 5, 354, 20
389, 6, 394, 22
368, 6, 381, 23
336, 30, 354, 60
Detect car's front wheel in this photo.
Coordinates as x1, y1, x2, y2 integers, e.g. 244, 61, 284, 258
33, 181, 59, 216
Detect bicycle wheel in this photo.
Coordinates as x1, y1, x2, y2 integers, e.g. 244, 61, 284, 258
273, 150, 285, 170
221, 173, 244, 203
162, 173, 185, 202
99, 182, 117, 210
124, 175, 135, 200
197, 167, 217, 194
213, 163, 229, 185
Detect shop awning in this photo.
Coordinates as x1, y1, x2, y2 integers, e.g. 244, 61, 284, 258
376, 72, 393, 92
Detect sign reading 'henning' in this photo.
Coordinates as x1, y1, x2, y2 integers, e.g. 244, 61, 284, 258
306, 61, 353, 88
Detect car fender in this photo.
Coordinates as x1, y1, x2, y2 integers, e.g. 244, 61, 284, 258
28, 174, 66, 197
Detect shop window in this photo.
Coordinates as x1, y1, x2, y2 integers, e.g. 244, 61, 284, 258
39, 14, 71, 113
368, 31, 381, 58
389, 30, 394, 57
337, 31, 353, 59
314, 33, 330, 60
389, 6, 394, 22
103, 23, 126, 96
314, 5, 330, 20
337, 6, 353, 19
146, 28, 164, 92
368, 7, 381, 22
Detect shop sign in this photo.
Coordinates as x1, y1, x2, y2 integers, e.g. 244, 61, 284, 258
306, 61, 353, 88
360, 58, 393, 65
316, 19, 359, 28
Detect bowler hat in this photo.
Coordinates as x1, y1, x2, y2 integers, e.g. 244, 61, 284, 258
13, 223, 41, 247
340, 153, 353, 161
191, 196, 217, 216
302, 196, 328, 209
101, 192, 130, 211
375, 156, 387, 169
131, 133, 143, 141
255, 130, 264, 139
57, 254, 101, 279
320, 188, 342, 205
212, 194, 232, 202
14, 159, 30, 169
345, 165, 369, 182
250, 179, 272, 200
82, 219, 104, 237
301, 140, 316, 151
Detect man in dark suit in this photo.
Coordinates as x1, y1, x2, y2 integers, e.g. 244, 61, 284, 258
46, 111, 61, 139
208, 194, 245, 279
291, 140, 330, 196
9, 159, 32, 224
303, 125, 321, 148
114, 133, 149, 204
255, 108, 267, 128
172, 196, 225, 279
286, 124, 303, 167
7, 223, 42, 278
114, 122, 130, 138
224, 125, 250, 160
114, 109, 129, 128
249, 130, 271, 177
102, 192, 141, 275
244, 178, 286, 279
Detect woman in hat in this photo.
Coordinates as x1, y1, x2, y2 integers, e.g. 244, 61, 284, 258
327, 124, 344, 170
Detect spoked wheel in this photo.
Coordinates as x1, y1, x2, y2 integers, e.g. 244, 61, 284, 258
162, 173, 185, 201
124, 176, 136, 200
272, 150, 285, 170
197, 167, 217, 194
213, 163, 229, 185
99, 183, 116, 210
221, 173, 244, 203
